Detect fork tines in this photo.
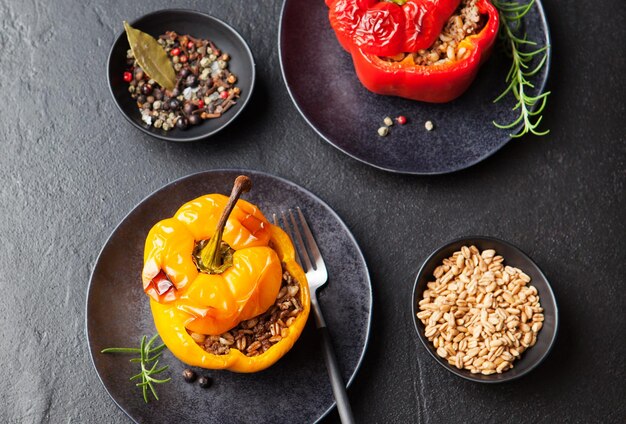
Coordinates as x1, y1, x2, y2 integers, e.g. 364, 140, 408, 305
273, 208, 317, 272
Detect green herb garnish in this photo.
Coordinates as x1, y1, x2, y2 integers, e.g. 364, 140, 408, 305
492, 0, 550, 137
101, 334, 171, 402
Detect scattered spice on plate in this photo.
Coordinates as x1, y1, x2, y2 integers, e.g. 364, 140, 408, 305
383, 116, 394, 126
182, 368, 197, 383
197, 376, 213, 388
124, 29, 241, 131
377, 126, 389, 137
396, 115, 407, 125
425, 120, 434, 131
416, 246, 544, 375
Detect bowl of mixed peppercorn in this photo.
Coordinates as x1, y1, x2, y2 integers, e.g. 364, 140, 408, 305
108, 9, 255, 142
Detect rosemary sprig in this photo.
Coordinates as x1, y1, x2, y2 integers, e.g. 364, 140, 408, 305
492, 0, 550, 137
102, 333, 171, 402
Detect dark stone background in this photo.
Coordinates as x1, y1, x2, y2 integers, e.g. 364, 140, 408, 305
0, 0, 624, 422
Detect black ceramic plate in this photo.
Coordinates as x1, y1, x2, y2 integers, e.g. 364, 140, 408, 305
279, 0, 551, 174
108, 10, 255, 142
412, 236, 558, 382
86, 170, 371, 423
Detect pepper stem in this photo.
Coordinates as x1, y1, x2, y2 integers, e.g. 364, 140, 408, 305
199, 176, 252, 274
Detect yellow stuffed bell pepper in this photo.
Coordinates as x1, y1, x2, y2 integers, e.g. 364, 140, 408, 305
142, 176, 310, 372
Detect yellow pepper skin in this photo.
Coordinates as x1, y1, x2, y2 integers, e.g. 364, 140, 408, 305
142, 194, 310, 372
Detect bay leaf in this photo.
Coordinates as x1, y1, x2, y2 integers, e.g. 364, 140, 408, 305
123, 21, 176, 90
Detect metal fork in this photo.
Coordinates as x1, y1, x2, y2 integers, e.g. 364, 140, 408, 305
274, 208, 355, 424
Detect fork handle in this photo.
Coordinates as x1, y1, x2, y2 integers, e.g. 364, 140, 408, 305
313, 301, 356, 424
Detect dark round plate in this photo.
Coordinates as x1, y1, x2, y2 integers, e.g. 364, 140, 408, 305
108, 9, 255, 142
412, 236, 558, 382
86, 169, 371, 423
279, 0, 551, 174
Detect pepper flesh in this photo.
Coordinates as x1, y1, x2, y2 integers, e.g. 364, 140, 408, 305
327, 0, 499, 103
328, 0, 461, 56
142, 194, 310, 372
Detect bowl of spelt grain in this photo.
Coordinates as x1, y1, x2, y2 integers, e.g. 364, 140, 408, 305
412, 236, 558, 383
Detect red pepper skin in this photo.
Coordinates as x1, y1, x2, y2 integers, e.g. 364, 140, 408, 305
402, 0, 461, 52
328, 0, 377, 52
328, 0, 461, 56
353, 2, 405, 57
349, 0, 499, 103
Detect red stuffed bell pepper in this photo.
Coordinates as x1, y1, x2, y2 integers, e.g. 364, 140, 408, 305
327, 0, 499, 103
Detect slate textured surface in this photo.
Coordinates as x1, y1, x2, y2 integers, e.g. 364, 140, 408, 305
0, 0, 624, 423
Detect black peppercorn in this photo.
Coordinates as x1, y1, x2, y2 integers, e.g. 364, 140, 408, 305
183, 103, 196, 115
182, 368, 197, 383
197, 376, 212, 388
153, 89, 163, 101
185, 75, 197, 87
168, 99, 180, 110
175, 116, 188, 130
188, 114, 201, 126
179, 68, 190, 78
141, 83, 153, 95
137, 95, 147, 104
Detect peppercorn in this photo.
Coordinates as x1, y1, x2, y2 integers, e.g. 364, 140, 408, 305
188, 114, 201, 126
187, 41, 195, 49
153, 89, 163, 101
171, 47, 181, 56
123, 72, 133, 83
179, 55, 188, 63
396, 115, 407, 125
197, 376, 212, 388
219, 91, 229, 100
134, 70, 144, 81
179, 68, 190, 78
197, 99, 205, 109
168, 98, 180, 110
183, 103, 197, 115
141, 84, 153, 96
227, 74, 237, 84
176, 116, 189, 130
171, 88, 180, 97
182, 368, 197, 383
137, 95, 147, 104
185, 75, 197, 87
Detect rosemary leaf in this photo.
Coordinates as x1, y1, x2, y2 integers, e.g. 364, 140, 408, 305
101, 333, 170, 402
493, 0, 551, 137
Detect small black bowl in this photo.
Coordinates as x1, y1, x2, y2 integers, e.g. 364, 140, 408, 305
412, 236, 558, 383
107, 9, 255, 142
